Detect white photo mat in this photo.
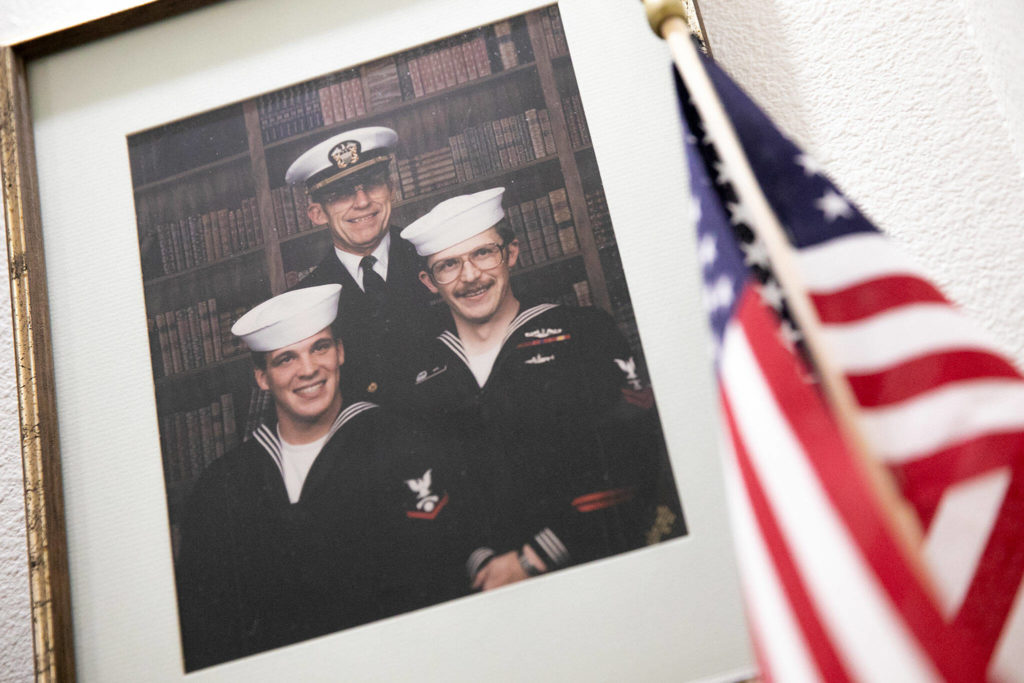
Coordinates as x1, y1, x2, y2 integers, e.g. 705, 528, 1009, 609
28, 0, 753, 679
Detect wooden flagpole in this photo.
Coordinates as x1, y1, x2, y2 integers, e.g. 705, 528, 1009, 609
644, 0, 932, 563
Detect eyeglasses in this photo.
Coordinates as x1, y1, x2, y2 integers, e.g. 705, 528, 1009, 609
428, 242, 507, 284
315, 171, 390, 204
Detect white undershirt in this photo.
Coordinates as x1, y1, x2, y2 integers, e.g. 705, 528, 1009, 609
465, 343, 503, 387
278, 427, 331, 503
334, 232, 391, 291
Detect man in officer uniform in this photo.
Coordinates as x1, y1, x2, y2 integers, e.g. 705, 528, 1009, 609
175, 285, 464, 671
400, 187, 669, 591
286, 126, 435, 404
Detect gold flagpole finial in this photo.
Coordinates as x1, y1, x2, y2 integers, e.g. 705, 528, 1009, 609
644, 0, 690, 38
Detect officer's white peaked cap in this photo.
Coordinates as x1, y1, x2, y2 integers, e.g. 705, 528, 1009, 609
231, 284, 342, 352
401, 187, 506, 257
285, 126, 397, 193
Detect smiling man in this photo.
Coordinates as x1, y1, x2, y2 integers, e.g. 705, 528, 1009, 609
400, 188, 674, 593
286, 127, 436, 405
174, 285, 466, 671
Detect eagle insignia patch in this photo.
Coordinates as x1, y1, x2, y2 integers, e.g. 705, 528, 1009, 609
404, 469, 448, 520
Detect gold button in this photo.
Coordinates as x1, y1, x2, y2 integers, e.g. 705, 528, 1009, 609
367, 382, 379, 393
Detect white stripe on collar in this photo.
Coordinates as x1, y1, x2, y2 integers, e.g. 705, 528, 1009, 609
436, 303, 560, 363
251, 401, 379, 479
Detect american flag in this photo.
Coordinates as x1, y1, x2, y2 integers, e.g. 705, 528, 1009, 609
681, 47, 1024, 682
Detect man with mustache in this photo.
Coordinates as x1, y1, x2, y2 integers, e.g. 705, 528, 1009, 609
400, 187, 667, 592
286, 126, 436, 405
174, 285, 465, 671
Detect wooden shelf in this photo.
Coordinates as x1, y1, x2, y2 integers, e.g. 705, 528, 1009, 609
154, 353, 249, 388
132, 150, 250, 194
143, 243, 266, 285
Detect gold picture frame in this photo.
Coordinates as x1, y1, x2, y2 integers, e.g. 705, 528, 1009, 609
1, 3, 227, 680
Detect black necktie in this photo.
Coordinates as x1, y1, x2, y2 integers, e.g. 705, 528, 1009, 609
360, 255, 386, 296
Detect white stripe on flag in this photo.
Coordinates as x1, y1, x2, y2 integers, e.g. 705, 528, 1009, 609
991, 577, 1024, 682
860, 380, 1024, 463
821, 304, 1003, 374
923, 469, 1012, 616
722, 323, 942, 683
720, 431, 822, 682
798, 232, 927, 293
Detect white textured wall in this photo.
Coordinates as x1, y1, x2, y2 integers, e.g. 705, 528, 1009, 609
701, 0, 1024, 362
2, 0, 1023, 680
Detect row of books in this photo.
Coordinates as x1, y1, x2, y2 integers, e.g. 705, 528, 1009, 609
386, 30, 495, 104
258, 72, 362, 144
561, 94, 592, 149
538, 6, 570, 58
586, 188, 616, 250
270, 184, 316, 237
149, 197, 263, 278
507, 186, 580, 269
257, 21, 528, 144
448, 108, 558, 183
396, 148, 459, 199
160, 393, 238, 483
150, 300, 251, 378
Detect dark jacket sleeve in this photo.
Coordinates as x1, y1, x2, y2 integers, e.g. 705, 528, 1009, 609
525, 308, 663, 569
175, 465, 249, 672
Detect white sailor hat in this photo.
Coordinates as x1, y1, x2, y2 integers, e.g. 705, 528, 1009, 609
285, 126, 398, 194
401, 187, 506, 257
230, 284, 342, 352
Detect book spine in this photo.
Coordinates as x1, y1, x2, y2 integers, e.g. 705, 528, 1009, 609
407, 51, 425, 98
197, 300, 214, 367
535, 196, 563, 258
156, 312, 173, 377
199, 405, 215, 470
506, 204, 532, 268
471, 31, 492, 76
330, 81, 347, 120
187, 306, 206, 367
210, 399, 225, 459
461, 39, 480, 80
520, 200, 546, 264
538, 109, 557, 155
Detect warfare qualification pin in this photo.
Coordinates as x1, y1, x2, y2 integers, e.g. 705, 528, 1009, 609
329, 140, 361, 170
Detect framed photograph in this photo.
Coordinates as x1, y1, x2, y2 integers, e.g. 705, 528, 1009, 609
3, 0, 753, 679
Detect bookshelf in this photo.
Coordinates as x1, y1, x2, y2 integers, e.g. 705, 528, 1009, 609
130, 5, 645, 524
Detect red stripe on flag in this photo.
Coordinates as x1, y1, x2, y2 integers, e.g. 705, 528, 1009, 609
722, 391, 853, 682
891, 431, 1024, 527
810, 275, 947, 323
737, 292, 988, 681
953, 469, 1024, 660
847, 350, 1022, 407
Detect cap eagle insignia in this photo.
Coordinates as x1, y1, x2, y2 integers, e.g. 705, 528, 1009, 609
329, 140, 361, 170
